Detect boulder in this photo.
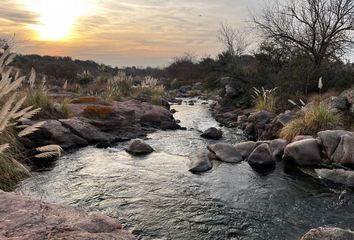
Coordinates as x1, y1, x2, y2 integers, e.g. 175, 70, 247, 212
248, 143, 275, 170
234, 141, 256, 160
328, 96, 348, 112
21, 120, 88, 150
301, 227, 354, 240
283, 139, 322, 166
340, 88, 354, 105
248, 111, 276, 128
315, 169, 354, 187
318, 130, 352, 160
201, 127, 223, 140
126, 140, 154, 156
188, 151, 213, 173
0, 191, 135, 240
270, 139, 288, 161
332, 135, 354, 167
60, 117, 112, 144
207, 143, 243, 163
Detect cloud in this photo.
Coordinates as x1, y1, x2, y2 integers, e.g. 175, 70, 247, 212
1, 0, 264, 67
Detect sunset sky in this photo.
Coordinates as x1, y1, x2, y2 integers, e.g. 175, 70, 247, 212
0, 0, 262, 67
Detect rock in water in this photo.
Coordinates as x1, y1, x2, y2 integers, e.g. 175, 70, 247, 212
207, 143, 243, 163
0, 191, 135, 240
318, 130, 352, 160
201, 127, 223, 140
248, 143, 275, 171
283, 138, 322, 166
300, 227, 354, 240
332, 134, 354, 167
188, 151, 213, 173
126, 140, 154, 156
234, 141, 256, 160
270, 139, 288, 161
315, 169, 354, 187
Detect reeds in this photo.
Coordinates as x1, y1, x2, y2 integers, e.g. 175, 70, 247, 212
252, 87, 277, 112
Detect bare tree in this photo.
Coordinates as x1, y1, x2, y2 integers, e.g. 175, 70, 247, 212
253, 0, 354, 66
218, 22, 250, 57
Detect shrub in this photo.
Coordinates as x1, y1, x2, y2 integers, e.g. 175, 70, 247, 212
280, 102, 342, 141
59, 98, 71, 118
252, 87, 277, 112
77, 70, 94, 85
106, 72, 133, 101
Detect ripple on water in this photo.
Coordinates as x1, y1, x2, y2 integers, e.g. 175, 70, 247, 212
17, 100, 354, 240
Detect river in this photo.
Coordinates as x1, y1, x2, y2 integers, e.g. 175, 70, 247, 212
16, 99, 354, 240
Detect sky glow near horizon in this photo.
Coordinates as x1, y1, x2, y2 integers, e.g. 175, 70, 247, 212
0, 0, 262, 67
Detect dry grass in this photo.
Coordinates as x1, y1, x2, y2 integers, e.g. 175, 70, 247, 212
252, 87, 277, 112
280, 102, 342, 141
0, 46, 62, 191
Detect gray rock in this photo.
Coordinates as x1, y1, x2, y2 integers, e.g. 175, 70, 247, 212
0, 191, 135, 240
270, 139, 288, 160
60, 117, 112, 144
328, 96, 348, 112
340, 88, 354, 104
126, 140, 154, 156
301, 227, 354, 240
284, 139, 323, 166
207, 143, 243, 163
315, 169, 354, 187
318, 130, 352, 160
291, 135, 314, 142
234, 141, 256, 160
201, 127, 223, 140
248, 143, 275, 169
188, 151, 213, 173
332, 135, 354, 167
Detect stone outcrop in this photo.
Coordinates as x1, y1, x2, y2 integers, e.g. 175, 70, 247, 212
331, 135, 354, 167
301, 227, 354, 240
247, 143, 275, 170
315, 169, 354, 187
126, 140, 154, 156
0, 191, 135, 240
283, 139, 322, 166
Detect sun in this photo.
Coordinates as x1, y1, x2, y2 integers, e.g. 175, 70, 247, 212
21, 0, 92, 41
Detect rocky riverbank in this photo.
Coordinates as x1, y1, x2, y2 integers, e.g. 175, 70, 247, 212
0, 190, 135, 239
21, 97, 181, 153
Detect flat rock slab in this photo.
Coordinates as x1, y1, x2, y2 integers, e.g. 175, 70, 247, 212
301, 227, 354, 240
0, 191, 135, 240
315, 169, 354, 187
207, 143, 242, 163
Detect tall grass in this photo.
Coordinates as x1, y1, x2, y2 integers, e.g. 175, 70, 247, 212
24, 70, 52, 111
0, 47, 62, 191
252, 87, 277, 112
280, 102, 342, 141
106, 71, 133, 101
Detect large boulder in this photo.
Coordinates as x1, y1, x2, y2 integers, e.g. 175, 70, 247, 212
201, 127, 223, 140
315, 169, 354, 187
283, 139, 322, 166
60, 117, 113, 145
301, 227, 354, 240
328, 96, 349, 113
188, 151, 213, 173
270, 139, 288, 161
21, 120, 88, 150
207, 143, 243, 163
332, 135, 354, 167
0, 191, 135, 240
234, 141, 256, 160
126, 140, 154, 156
318, 130, 352, 160
248, 143, 275, 170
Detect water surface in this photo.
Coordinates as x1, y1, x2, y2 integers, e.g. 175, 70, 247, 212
17, 99, 354, 240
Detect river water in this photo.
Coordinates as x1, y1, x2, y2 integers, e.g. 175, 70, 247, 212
17, 99, 354, 240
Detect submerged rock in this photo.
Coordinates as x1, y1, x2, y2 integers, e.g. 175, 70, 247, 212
301, 227, 354, 240
315, 169, 354, 187
188, 151, 213, 173
207, 143, 243, 163
126, 140, 154, 156
248, 143, 275, 170
283, 139, 322, 166
201, 127, 223, 140
0, 191, 135, 240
